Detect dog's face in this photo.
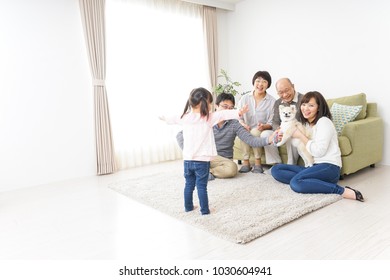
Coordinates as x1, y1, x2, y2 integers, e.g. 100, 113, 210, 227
279, 105, 297, 122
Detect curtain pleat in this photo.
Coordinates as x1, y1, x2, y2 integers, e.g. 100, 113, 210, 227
202, 6, 218, 102
79, 0, 117, 175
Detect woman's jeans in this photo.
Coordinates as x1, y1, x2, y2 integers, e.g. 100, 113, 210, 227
271, 163, 344, 195
183, 160, 210, 215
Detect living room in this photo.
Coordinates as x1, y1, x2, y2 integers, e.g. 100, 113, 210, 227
0, 0, 389, 278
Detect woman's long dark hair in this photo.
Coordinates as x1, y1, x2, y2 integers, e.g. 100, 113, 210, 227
296, 91, 332, 125
181, 87, 213, 120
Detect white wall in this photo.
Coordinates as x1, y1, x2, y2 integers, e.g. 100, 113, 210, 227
0, 0, 96, 191
217, 0, 390, 165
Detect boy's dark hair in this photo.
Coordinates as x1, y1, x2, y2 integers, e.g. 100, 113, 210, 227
215, 92, 235, 106
252, 71, 272, 88
296, 91, 332, 125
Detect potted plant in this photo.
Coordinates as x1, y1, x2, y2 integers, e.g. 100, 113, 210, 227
213, 69, 250, 97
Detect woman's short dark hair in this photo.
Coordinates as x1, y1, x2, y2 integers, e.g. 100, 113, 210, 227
215, 92, 235, 106
252, 71, 272, 88
296, 91, 332, 125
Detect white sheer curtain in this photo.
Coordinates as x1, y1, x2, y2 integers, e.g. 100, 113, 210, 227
106, 0, 209, 170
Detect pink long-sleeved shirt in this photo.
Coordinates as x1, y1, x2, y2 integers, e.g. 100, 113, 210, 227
164, 109, 241, 161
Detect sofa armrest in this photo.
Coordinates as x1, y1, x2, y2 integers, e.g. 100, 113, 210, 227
341, 116, 383, 163
366, 103, 378, 118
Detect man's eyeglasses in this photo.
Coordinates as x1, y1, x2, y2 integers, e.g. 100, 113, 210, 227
219, 104, 235, 110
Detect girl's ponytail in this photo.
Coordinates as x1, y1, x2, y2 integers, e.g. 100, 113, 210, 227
182, 87, 213, 119
181, 100, 190, 119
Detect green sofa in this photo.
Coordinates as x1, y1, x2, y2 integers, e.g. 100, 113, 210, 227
233, 93, 384, 178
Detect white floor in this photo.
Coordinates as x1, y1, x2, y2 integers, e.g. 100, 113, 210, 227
1, 160, 390, 260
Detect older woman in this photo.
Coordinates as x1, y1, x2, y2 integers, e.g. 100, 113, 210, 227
237, 70, 281, 173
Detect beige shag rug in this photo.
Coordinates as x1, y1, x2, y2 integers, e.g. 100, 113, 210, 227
109, 164, 341, 244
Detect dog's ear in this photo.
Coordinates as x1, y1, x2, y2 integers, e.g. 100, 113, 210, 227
279, 104, 284, 113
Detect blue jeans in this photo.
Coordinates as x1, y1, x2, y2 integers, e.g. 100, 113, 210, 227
183, 160, 210, 215
271, 163, 344, 195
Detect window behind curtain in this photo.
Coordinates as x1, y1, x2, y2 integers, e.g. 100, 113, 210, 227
106, 0, 209, 169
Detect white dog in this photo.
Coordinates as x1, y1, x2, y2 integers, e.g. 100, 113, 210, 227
276, 105, 314, 167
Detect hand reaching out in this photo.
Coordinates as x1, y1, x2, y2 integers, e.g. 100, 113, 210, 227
269, 129, 282, 145
238, 104, 249, 117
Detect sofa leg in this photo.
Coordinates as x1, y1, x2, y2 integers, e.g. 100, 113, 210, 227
238, 160, 242, 165
370, 164, 375, 168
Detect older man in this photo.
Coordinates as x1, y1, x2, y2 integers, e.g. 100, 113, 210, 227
272, 78, 304, 164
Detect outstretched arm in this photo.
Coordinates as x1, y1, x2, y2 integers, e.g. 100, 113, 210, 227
235, 121, 273, 147
159, 114, 181, 125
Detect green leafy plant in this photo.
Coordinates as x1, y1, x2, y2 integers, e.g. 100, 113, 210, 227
213, 69, 250, 96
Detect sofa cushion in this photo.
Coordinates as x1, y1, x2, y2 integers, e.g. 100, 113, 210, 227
330, 102, 363, 136
327, 92, 367, 120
